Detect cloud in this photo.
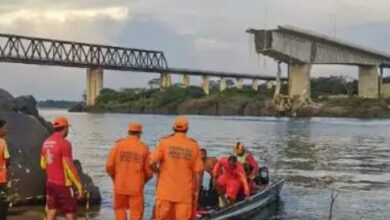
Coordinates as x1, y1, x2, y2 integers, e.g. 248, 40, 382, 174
0, 7, 130, 26
194, 38, 232, 51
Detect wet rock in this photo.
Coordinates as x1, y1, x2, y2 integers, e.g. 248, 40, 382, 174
0, 89, 101, 205
68, 102, 85, 112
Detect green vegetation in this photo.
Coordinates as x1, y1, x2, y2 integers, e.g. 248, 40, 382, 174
38, 100, 80, 109
95, 83, 274, 112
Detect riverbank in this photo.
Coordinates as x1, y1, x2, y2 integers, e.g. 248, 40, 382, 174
70, 85, 390, 118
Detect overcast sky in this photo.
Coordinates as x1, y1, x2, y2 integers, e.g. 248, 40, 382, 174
1, 0, 390, 100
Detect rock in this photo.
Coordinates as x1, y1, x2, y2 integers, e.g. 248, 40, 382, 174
0, 89, 101, 206
68, 102, 85, 112
0, 89, 16, 112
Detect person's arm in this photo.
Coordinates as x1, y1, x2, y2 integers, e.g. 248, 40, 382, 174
3, 142, 10, 168
246, 154, 259, 179
105, 145, 117, 180
62, 142, 83, 198
149, 142, 164, 173
192, 148, 204, 204
212, 159, 222, 179
144, 147, 154, 183
238, 165, 250, 197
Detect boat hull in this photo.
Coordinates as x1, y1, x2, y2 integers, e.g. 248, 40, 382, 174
199, 177, 285, 220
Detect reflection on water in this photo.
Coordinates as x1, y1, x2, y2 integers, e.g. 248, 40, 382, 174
9, 110, 390, 219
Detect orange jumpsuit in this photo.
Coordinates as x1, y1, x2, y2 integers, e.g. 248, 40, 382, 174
150, 132, 204, 220
213, 157, 250, 200
106, 136, 153, 220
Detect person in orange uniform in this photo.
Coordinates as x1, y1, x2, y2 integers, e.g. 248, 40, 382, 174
212, 156, 250, 205
0, 120, 10, 220
106, 123, 153, 220
149, 116, 204, 220
41, 117, 83, 220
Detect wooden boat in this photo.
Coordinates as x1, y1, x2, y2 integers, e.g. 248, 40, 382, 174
198, 177, 285, 220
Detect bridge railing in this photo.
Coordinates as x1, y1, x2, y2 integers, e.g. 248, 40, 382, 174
0, 34, 169, 71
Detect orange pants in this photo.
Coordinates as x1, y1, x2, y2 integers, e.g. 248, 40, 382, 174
155, 200, 192, 220
217, 174, 242, 200
114, 193, 144, 220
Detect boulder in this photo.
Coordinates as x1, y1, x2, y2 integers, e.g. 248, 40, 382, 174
0, 89, 101, 206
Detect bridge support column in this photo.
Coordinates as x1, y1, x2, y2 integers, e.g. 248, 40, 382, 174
86, 67, 103, 106
358, 66, 379, 98
252, 79, 258, 91
220, 77, 227, 91
288, 64, 310, 100
160, 73, 172, 89
183, 74, 190, 88
266, 81, 273, 89
236, 78, 243, 89
202, 75, 210, 95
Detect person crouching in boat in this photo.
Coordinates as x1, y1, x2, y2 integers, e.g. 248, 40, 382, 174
212, 155, 250, 206
198, 149, 218, 208
234, 142, 260, 195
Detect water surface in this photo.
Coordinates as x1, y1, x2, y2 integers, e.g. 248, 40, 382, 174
12, 110, 390, 219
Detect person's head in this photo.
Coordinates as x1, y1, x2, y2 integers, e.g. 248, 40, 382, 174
53, 117, 70, 137
128, 123, 143, 137
234, 142, 246, 156
173, 116, 188, 133
200, 148, 207, 160
227, 155, 237, 169
0, 119, 7, 138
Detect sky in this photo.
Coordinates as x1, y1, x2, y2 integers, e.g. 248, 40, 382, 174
1, 0, 390, 100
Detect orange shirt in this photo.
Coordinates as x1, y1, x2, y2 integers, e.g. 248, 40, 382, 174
106, 136, 153, 195
0, 138, 9, 184
150, 132, 204, 203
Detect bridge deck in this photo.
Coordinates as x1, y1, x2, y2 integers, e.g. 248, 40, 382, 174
0, 33, 285, 81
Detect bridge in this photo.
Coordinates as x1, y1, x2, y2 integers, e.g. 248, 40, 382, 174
248, 25, 390, 100
0, 33, 285, 105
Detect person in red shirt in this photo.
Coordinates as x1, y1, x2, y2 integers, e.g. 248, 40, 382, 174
0, 119, 10, 220
212, 156, 249, 206
41, 117, 83, 220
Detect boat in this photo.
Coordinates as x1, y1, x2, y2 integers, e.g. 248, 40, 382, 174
197, 177, 285, 220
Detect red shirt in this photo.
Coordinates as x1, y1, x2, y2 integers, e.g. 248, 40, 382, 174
213, 157, 246, 179
41, 132, 73, 186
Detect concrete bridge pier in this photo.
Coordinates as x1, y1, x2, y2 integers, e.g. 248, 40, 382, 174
288, 64, 311, 100
202, 75, 210, 95
252, 79, 258, 91
86, 67, 103, 106
236, 78, 243, 89
183, 74, 190, 88
160, 73, 172, 89
358, 66, 379, 98
266, 80, 273, 89
220, 77, 227, 91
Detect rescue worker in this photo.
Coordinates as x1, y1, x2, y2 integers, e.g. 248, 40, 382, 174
149, 116, 203, 220
212, 155, 250, 206
233, 142, 259, 180
0, 120, 10, 220
199, 149, 218, 208
41, 117, 83, 220
106, 123, 153, 220
200, 149, 218, 176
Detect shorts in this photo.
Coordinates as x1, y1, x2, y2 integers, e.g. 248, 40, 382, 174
46, 182, 77, 214
217, 174, 242, 199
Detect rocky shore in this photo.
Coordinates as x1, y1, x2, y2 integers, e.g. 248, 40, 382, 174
0, 89, 101, 206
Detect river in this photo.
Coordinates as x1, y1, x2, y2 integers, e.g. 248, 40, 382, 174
10, 109, 390, 219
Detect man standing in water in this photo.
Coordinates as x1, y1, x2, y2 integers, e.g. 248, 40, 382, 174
0, 120, 10, 220
106, 123, 153, 220
41, 117, 83, 220
150, 116, 203, 220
